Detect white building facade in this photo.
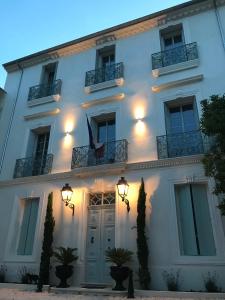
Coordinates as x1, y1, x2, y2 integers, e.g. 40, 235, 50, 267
0, 0, 225, 291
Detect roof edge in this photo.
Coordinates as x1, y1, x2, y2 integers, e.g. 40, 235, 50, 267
3, 0, 210, 70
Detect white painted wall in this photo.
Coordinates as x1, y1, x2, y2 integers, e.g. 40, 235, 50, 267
0, 3, 225, 291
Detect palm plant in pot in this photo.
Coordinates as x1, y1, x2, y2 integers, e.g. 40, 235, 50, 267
53, 247, 78, 288
105, 248, 133, 291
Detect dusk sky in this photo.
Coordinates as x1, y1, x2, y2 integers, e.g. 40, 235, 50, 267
1, 0, 188, 87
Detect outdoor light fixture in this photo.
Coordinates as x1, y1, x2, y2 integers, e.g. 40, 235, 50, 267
61, 183, 74, 216
117, 177, 130, 212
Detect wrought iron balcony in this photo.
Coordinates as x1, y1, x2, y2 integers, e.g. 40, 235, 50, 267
85, 62, 124, 86
152, 42, 198, 70
71, 139, 128, 169
156, 130, 209, 159
28, 79, 62, 101
13, 154, 53, 178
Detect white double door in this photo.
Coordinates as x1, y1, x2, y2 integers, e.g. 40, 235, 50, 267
85, 206, 115, 284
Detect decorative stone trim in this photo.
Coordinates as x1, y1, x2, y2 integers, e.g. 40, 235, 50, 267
152, 74, 204, 93
27, 94, 61, 107
24, 108, 60, 120
84, 78, 124, 94
96, 35, 116, 46
81, 93, 125, 108
0, 155, 204, 187
152, 59, 200, 78
127, 154, 203, 171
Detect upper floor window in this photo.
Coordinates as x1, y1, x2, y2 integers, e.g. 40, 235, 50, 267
41, 63, 57, 87
160, 24, 184, 50
175, 184, 216, 256
96, 45, 115, 69
165, 99, 198, 135
17, 197, 39, 255
14, 126, 53, 178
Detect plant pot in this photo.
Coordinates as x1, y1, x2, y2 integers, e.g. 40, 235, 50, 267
55, 265, 73, 288
110, 266, 130, 291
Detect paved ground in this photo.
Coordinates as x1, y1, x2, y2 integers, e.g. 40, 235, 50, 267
0, 288, 224, 300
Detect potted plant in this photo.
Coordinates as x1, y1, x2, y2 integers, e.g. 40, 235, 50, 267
105, 248, 133, 291
53, 247, 78, 288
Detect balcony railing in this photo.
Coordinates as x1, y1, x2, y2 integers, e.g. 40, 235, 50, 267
28, 79, 62, 101
71, 139, 128, 169
156, 130, 210, 159
13, 154, 53, 178
85, 62, 124, 86
152, 42, 198, 70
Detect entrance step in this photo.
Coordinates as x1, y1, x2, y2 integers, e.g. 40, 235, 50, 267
80, 282, 110, 289
50, 286, 127, 296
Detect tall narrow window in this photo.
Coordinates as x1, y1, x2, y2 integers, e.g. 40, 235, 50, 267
41, 63, 57, 96
164, 99, 203, 157
175, 184, 216, 256
32, 131, 50, 175
96, 46, 115, 82
17, 197, 39, 255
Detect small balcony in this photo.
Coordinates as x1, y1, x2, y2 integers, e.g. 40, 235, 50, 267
84, 62, 124, 93
13, 154, 53, 178
156, 130, 209, 159
71, 139, 128, 169
151, 42, 199, 77
27, 79, 62, 105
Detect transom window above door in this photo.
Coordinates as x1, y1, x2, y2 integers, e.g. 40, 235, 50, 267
89, 192, 115, 206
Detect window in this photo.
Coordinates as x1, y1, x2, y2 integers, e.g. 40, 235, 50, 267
175, 184, 216, 256
166, 101, 197, 134
90, 113, 116, 164
27, 126, 51, 175
89, 192, 115, 206
164, 98, 203, 157
41, 63, 57, 86
95, 46, 116, 82
160, 24, 184, 50
17, 197, 39, 255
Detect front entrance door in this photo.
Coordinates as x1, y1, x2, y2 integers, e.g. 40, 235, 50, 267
85, 192, 115, 284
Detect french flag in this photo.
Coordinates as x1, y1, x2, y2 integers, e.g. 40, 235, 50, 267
86, 115, 104, 158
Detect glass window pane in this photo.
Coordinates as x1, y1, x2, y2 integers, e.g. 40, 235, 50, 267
97, 122, 107, 143
192, 185, 216, 256
175, 185, 198, 255
174, 34, 182, 44
182, 104, 196, 132
169, 107, 182, 133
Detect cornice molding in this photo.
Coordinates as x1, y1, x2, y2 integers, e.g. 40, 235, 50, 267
152, 74, 204, 93
24, 108, 60, 121
0, 155, 203, 187
81, 93, 125, 108
5, 0, 225, 72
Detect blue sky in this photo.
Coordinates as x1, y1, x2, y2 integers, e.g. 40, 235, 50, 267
0, 0, 187, 87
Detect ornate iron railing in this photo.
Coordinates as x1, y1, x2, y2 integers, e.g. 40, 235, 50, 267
156, 130, 210, 159
152, 42, 198, 70
28, 79, 62, 101
85, 62, 124, 86
71, 139, 128, 169
13, 154, 53, 178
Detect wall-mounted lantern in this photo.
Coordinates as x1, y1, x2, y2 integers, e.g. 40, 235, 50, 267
61, 183, 74, 216
117, 177, 130, 212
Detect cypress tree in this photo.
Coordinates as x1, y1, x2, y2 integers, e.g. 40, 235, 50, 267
37, 192, 55, 292
136, 178, 150, 289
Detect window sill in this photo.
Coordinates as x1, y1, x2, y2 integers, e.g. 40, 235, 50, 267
152, 58, 199, 78
27, 94, 61, 107
84, 78, 124, 94
173, 256, 225, 266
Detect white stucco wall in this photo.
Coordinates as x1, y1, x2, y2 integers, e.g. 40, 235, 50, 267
0, 1, 225, 292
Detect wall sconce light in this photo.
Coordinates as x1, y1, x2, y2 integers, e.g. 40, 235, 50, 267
117, 177, 130, 212
61, 183, 74, 216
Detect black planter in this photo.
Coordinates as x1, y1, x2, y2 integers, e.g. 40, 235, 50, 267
55, 265, 73, 288
110, 266, 130, 291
